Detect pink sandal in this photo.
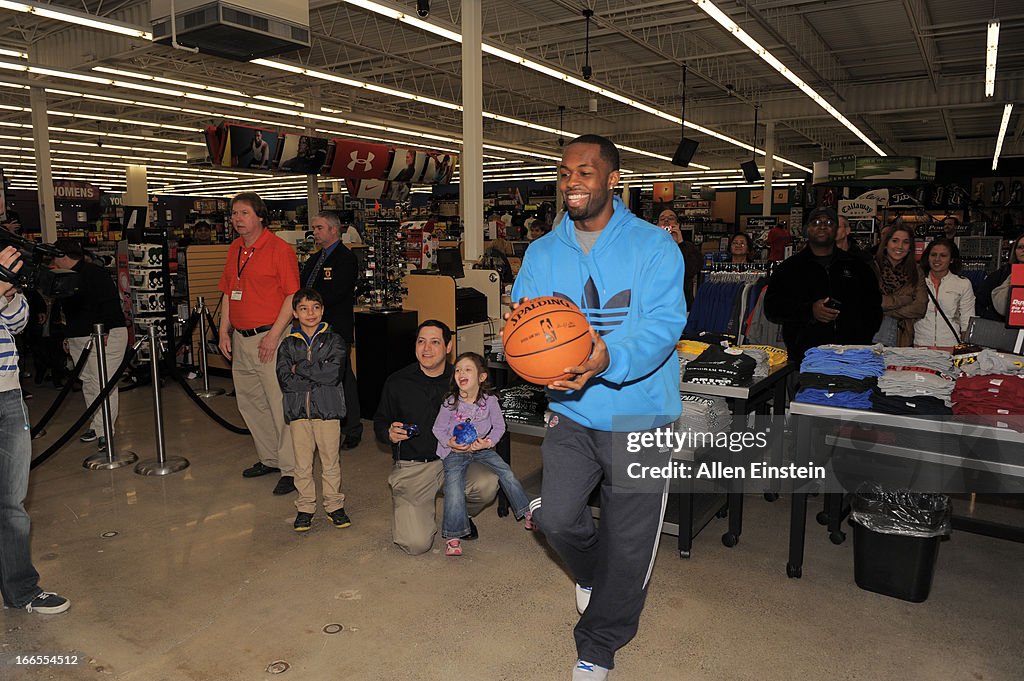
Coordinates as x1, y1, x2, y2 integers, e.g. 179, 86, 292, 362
445, 538, 462, 556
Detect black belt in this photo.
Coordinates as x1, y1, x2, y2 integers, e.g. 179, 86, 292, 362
236, 325, 273, 337
395, 457, 436, 464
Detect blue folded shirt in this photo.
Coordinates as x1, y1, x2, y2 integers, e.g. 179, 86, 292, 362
801, 346, 885, 380
795, 388, 874, 410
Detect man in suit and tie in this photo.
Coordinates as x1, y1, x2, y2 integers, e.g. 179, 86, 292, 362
300, 211, 363, 449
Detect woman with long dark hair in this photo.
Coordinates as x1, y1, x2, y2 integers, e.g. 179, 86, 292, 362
914, 237, 976, 347
870, 224, 927, 346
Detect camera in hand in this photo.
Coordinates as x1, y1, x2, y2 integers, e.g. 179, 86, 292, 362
824, 298, 842, 310
0, 230, 80, 297
402, 423, 420, 437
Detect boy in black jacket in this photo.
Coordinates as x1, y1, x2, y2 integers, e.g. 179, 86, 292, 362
276, 288, 351, 532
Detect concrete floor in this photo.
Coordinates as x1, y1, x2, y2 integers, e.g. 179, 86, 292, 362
6, 377, 1024, 681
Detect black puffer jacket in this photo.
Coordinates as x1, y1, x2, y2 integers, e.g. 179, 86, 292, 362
276, 322, 347, 423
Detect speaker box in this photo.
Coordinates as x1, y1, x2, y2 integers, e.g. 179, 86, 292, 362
671, 138, 699, 167
741, 160, 762, 183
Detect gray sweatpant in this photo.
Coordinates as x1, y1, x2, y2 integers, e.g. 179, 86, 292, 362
533, 414, 670, 670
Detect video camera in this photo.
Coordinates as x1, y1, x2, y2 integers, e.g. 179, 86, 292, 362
0, 229, 80, 297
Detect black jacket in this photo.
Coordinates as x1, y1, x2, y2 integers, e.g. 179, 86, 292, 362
299, 242, 358, 343
373, 362, 453, 461
275, 323, 347, 423
60, 260, 126, 337
764, 246, 882, 364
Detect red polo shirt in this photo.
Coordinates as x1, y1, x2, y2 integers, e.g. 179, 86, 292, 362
218, 228, 300, 329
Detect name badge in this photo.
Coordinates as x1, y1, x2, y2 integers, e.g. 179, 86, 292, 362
231, 290, 243, 301
323, 267, 332, 281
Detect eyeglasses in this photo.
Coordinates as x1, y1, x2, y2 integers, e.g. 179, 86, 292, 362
810, 218, 836, 227
657, 217, 679, 225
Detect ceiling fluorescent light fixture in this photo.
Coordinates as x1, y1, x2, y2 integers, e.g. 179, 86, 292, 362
337, 0, 808, 171
690, 0, 885, 156
0, 0, 152, 40
0, 48, 27, 59
986, 20, 1000, 98
992, 103, 1012, 171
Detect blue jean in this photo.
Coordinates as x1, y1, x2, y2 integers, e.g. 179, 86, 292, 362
0, 388, 42, 608
442, 448, 530, 539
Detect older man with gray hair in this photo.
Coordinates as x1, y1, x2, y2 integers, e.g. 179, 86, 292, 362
300, 210, 363, 448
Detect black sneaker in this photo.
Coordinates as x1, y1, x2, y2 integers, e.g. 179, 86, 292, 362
465, 517, 479, 541
79, 429, 97, 443
341, 436, 361, 450
242, 462, 280, 478
24, 592, 70, 615
328, 508, 352, 528
294, 512, 313, 532
272, 476, 296, 495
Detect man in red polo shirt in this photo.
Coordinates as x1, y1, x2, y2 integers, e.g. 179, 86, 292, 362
218, 192, 300, 495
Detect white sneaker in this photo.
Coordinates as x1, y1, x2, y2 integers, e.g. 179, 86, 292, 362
572, 660, 609, 680
575, 583, 592, 615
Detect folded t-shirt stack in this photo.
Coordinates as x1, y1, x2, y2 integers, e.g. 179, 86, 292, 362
677, 340, 711, 382
958, 349, 1024, 377
737, 347, 770, 378
683, 344, 756, 386
882, 347, 954, 373
951, 374, 1024, 431
876, 347, 958, 408
677, 394, 732, 434
736, 344, 788, 370
498, 385, 548, 423
795, 345, 885, 410
869, 392, 953, 416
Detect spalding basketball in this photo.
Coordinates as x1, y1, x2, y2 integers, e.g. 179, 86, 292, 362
502, 296, 593, 384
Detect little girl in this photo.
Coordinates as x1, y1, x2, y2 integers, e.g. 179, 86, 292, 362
432, 352, 534, 556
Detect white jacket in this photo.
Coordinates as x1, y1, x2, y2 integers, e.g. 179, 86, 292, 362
914, 273, 976, 347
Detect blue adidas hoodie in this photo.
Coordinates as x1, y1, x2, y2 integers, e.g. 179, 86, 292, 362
512, 197, 686, 431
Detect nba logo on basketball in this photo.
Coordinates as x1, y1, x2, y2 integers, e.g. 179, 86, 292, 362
540, 318, 556, 343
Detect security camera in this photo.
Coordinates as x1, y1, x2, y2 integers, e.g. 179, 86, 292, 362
416, 0, 429, 17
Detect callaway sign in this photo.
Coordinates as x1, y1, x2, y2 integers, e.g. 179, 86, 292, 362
838, 199, 876, 217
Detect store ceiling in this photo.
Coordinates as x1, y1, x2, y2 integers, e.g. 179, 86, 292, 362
0, 0, 1021, 199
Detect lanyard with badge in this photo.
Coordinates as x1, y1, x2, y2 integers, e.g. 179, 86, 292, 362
231, 246, 255, 301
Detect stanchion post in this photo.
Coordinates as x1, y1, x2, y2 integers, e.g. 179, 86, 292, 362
195, 295, 224, 398
84, 323, 138, 470
135, 324, 190, 476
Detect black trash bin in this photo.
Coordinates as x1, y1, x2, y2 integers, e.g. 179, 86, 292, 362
849, 485, 951, 603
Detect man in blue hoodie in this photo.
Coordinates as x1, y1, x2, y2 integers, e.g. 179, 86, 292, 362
511, 135, 686, 680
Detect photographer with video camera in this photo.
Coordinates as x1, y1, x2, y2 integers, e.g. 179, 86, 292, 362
50, 239, 126, 449
0, 245, 71, 614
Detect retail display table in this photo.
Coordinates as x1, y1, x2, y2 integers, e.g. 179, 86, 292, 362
785, 401, 1024, 579
675, 362, 795, 557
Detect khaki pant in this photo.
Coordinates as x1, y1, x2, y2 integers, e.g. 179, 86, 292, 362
231, 330, 294, 476
289, 419, 344, 514
68, 327, 128, 438
387, 460, 498, 555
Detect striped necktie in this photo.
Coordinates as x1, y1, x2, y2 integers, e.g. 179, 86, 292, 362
305, 249, 328, 287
